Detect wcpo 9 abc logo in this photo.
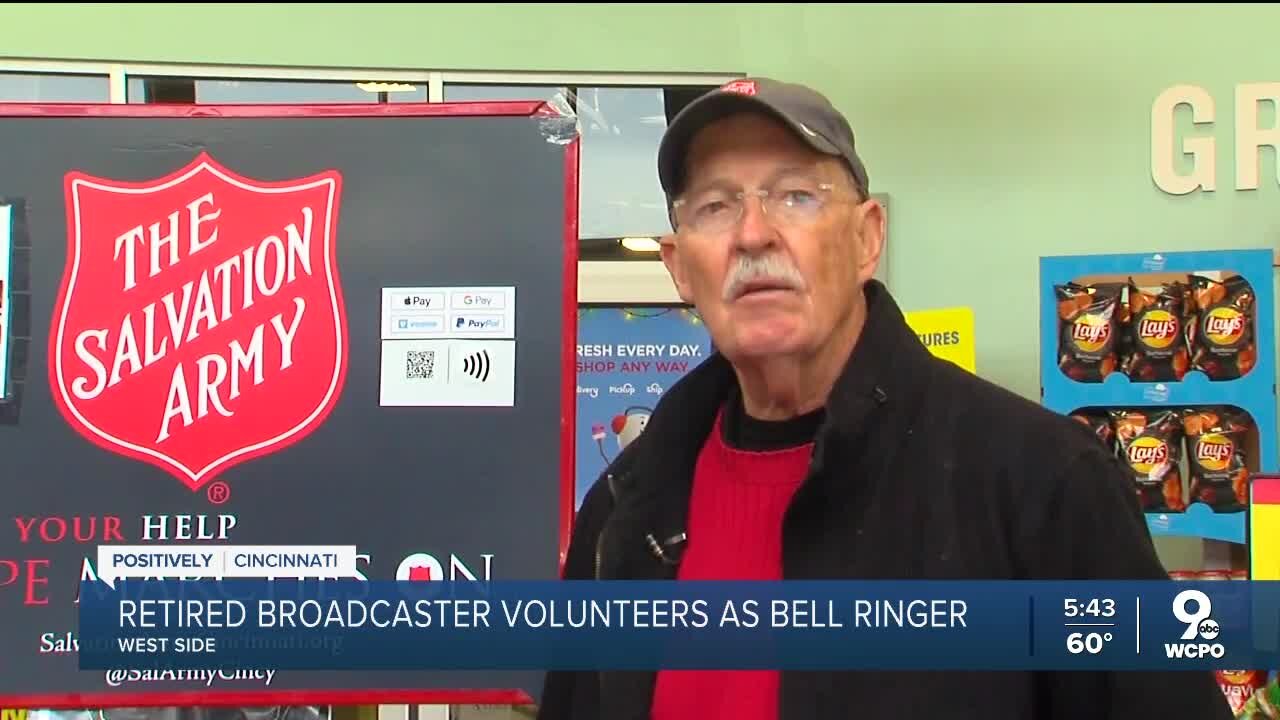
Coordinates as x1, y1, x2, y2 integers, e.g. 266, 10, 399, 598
1165, 589, 1225, 659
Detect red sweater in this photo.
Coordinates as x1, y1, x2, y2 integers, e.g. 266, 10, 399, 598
649, 412, 811, 720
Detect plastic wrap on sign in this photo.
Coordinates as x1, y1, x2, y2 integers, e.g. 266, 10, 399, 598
536, 91, 579, 146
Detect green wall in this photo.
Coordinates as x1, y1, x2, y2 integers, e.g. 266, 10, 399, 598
3, 1, 1275, 402
2, 3, 1276, 570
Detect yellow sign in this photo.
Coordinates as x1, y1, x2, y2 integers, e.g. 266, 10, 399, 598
904, 307, 976, 373
1252, 477, 1280, 581
1251, 476, 1280, 653
1, 710, 29, 720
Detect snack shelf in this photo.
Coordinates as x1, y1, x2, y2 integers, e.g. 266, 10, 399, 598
1146, 503, 1245, 544
1038, 248, 1276, 544
1041, 367, 1269, 414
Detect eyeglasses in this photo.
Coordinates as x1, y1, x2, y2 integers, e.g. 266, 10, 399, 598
671, 178, 850, 235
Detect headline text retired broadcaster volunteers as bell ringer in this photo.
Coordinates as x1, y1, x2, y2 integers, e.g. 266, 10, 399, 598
116, 597, 969, 631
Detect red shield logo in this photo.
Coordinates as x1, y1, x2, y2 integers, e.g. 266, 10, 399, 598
50, 152, 347, 491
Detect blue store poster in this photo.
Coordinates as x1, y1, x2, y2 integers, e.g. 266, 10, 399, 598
575, 306, 713, 508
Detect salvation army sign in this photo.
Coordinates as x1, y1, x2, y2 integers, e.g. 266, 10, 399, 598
0, 101, 577, 709
50, 153, 347, 491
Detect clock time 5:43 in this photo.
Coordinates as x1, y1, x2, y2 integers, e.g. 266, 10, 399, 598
1064, 598, 1116, 618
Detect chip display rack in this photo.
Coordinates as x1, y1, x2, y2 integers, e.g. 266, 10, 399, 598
1038, 248, 1276, 547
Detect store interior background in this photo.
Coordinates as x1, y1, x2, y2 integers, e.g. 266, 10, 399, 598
1, 2, 1277, 717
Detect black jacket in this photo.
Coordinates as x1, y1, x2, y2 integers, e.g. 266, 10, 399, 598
539, 281, 1233, 720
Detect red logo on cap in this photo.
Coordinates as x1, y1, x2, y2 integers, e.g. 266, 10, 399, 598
721, 80, 757, 96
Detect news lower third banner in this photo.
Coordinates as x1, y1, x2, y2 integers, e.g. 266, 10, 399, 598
74, 562, 1280, 672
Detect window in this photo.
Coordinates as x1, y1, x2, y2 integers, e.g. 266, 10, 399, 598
126, 76, 427, 104
443, 84, 566, 104
0, 72, 109, 102
444, 83, 718, 250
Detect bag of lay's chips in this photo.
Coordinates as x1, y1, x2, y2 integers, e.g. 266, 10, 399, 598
1183, 407, 1252, 512
1056, 283, 1121, 382
1122, 278, 1192, 381
1110, 409, 1185, 512
1189, 274, 1257, 381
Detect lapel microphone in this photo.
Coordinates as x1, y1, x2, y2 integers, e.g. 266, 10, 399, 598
646, 531, 688, 566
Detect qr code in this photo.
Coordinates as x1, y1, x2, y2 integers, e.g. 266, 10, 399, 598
405, 350, 436, 379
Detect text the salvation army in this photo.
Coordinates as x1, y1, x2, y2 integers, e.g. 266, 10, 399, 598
69, 191, 315, 443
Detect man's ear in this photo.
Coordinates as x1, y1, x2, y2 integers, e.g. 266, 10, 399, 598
659, 234, 695, 304
854, 198, 887, 285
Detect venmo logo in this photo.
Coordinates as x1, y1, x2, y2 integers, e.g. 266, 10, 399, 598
1164, 589, 1224, 659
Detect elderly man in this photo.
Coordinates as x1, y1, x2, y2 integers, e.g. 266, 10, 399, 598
537, 78, 1231, 720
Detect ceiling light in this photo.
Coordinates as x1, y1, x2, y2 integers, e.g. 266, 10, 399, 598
620, 237, 661, 252
356, 82, 417, 93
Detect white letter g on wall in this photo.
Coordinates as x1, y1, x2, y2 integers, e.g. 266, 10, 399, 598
1152, 84, 1216, 195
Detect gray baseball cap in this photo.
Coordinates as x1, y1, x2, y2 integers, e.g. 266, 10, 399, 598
657, 77, 870, 199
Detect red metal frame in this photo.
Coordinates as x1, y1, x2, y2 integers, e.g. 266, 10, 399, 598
0, 99, 580, 710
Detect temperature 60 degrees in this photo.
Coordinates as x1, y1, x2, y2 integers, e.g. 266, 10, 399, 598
1068, 631, 1113, 655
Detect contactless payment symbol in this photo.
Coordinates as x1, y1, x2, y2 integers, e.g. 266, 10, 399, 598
460, 348, 492, 382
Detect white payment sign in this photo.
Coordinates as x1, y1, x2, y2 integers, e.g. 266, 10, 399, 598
96, 545, 360, 587
381, 286, 515, 340
378, 285, 518, 408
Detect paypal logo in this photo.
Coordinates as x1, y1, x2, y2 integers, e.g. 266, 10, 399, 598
452, 314, 504, 332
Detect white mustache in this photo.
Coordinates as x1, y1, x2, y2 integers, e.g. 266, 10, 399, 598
722, 254, 806, 301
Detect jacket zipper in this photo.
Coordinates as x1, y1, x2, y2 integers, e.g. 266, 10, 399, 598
595, 472, 618, 579
594, 520, 608, 579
